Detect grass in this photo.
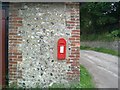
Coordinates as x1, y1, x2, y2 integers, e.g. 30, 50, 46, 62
80, 45, 119, 57
80, 65, 95, 88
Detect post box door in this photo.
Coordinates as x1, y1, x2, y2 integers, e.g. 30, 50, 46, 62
57, 38, 66, 60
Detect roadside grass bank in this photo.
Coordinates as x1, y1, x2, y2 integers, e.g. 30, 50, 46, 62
80, 65, 95, 88
80, 45, 119, 57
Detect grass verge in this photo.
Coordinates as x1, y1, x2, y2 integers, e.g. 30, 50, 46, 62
80, 65, 95, 88
80, 45, 119, 57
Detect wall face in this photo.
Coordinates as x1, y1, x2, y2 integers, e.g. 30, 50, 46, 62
8, 3, 80, 88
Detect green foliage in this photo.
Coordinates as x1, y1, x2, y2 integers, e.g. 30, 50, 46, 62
81, 28, 120, 41
107, 29, 120, 40
80, 2, 120, 35
80, 46, 119, 57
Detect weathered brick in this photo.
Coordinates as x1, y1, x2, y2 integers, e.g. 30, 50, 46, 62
17, 55, 22, 58
71, 41, 80, 43
72, 35, 80, 38
72, 31, 80, 34
67, 26, 74, 29
71, 63, 79, 67
75, 37, 80, 40
10, 17, 22, 21
66, 21, 76, 24
69, 37, 75, 40
9, 56, 17, 59
9, 26, 18, 29
9, 32, 17, 35
72, 30, 80, 32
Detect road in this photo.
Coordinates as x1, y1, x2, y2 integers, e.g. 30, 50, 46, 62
80, 50, 119, 88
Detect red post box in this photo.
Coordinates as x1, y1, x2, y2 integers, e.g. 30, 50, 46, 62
57, 38, 66, 60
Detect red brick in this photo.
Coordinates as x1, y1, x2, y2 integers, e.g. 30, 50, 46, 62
14, 36, 22, 39
71, 41, 80, 43
9, 60, 17, 63
9, 32, 17, 35
17, 55, 22, 58
71, 50, 79, 53
13, 41, 22, 44
66, 21, 76, 24
10, 17, 22, 21
71, 18, 76, 21
72, 31, 80, 35
72, 30, 80, 32
75, 37, 80, 40
9, 67, 17, 70
9, 50, 18, 53
9, 68, 17, 72
66, 59, 70, 63
14, 53, 22, 55
71, 52, 80, 55
9, 21, 18, 23
71, 34, 80, 37
67, 26, 74, 29
72, 47, 79, 49
10, 23, 22, 26
15, 23, 22, 26
72, 70, 80, 74
9, 63, 17, 67
71, 12, 80, 15
67, 77, 72, 80
67, 72, 74, 74
9, 56, 17, 59
71, 43, 75, 46
69, 37, 75, 41
9, 47, 18, 50
17, 59, 22, 62
71, 62, 79, 66
9, 38, 17, 41
69, 55, 76, 57
9, 40, 21, 43
76, 54, 80, 57
71, 35, 80, 38
70, 57, 80, 60
76, 21, 80, 24
67, 70, 79, 74
9, 71, 16, 75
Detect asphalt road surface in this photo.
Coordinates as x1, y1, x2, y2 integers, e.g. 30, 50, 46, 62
80, 50, 119, 88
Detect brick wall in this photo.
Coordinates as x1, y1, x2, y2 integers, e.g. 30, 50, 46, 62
65, 3, 80, 81
8, 2, 80, 88
8, 3, 23, 85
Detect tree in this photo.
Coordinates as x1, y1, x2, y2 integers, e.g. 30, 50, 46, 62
80, 2, 120, 35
